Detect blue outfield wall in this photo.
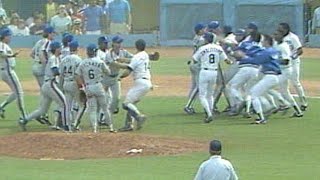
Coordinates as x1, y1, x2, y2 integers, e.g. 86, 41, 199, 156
10, 34, 158, 48
160, 0, 305, 46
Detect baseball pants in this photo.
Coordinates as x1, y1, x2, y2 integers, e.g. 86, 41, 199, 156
198, 69, 218, 118
185, 63, 200, 108
32, 61, 46, 88
0, 68, 27, 119
290, 59, 307, 106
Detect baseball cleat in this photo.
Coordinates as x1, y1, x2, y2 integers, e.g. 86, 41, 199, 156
242, 112, 252, 119
113, 108, 120, 114
98, 121, 108, 126
18, 118, 27, 131
204, 116, 213, 123
136, 115, 147, 130
251, 119, 267, 125
118, 126, 134, 132
300, 105, 308, 112
0, 108, 5, 119
184, 107, 195, 115
290, 112, 303, 118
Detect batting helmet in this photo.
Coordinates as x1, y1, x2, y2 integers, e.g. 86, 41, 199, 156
208, 21, 220, 30
87, 43, 98, 56
203, 32, 215, 43
194, 23, 205, 33
0, 27, 12, 38
112, 35, 124, 43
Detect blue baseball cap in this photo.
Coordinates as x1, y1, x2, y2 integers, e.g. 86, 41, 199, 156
194, 23, 205, 33
98, 36, 109, 44
246, 22, 258, 30
69, 40, 79, 49
62, 33, 74, 43
203, 32, 215, 43
0, 27, 13, 37
87, 43, 98, 52
50, 41, 62, 50
234, 28, 246, 36
112, 35, 123, 43
44, 26, 55, 34
223, 25, 232, 34
208, 21, 220, 30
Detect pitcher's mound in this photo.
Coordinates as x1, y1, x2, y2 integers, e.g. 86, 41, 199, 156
0, 132, 206, 160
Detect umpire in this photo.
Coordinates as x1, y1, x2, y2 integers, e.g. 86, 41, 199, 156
194, 140, 238, 180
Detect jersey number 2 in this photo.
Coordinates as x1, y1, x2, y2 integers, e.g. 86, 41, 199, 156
209, 54, 215, 64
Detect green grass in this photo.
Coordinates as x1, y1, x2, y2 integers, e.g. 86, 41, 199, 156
0, 56, 319, 180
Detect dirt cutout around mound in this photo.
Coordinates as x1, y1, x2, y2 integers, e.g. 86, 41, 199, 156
0, 132, 206, 160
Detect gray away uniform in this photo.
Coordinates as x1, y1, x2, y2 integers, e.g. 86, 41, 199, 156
31, 38, 47, 87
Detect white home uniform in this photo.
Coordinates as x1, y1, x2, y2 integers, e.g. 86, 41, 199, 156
75, 57, 113, 132
31, 38, 47, 87
60, 53, 86, 127
0, 41, 27, 120
25, 54, 70, 128
283, 32, 307, 107
121, 51, 152, 129
105, 48, 133, 113
193, 43, 227, 119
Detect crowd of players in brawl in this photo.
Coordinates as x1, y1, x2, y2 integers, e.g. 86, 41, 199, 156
184, 21, 307, 124
0, 25, 153, 133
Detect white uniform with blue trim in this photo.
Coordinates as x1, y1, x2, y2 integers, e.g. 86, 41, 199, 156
193, 43, 227, 118
25, 54, 70, 128
31, 38, 47, 87
0, 41, 27, 119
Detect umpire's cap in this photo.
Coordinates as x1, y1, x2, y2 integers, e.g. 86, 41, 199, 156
234, 28, 246, 36
203, 32, 215, 43
194, 23, 205, 33
246, 22, 258, 30
98, 36, 109, 44
210, 140, 222, 152
112, 35, 124, 43
135, 39, 146, 51
208, 21, 220, 30
44, 26, 56, 34
69, 40, 79, 49
50, 41, 62, 51
0, 27, 13, 38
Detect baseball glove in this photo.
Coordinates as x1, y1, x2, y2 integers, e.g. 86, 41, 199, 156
79, 89, 87, 103
149, 52, 160, 61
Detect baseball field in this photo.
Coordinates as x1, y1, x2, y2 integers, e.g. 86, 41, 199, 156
0, 47, 319, 180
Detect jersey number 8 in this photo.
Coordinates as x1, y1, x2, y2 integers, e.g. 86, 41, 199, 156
209, 54, 215, 64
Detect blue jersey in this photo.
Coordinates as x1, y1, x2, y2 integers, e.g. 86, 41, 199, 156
242, 47, 281, 75
237, 41, 263, 66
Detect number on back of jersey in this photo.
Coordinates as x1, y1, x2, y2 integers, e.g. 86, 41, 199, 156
88, 69, 95, 79
209, 54, 215, 64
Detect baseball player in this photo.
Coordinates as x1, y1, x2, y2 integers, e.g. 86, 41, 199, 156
235, 35, 282, 124
105, 35, 133, 114
30, 27, 55, 88
0, 27, 27, 122
206, 21, 223, 43
117, 39, 152, 131
277, 23, 308, 111
59, 40, 87, 130
19, 41, 70, 131
192, 32, 229, 123
75, 44, 115, 133
244, 22, 264, 46
96, 36, 113, 126
61, 33, 74, 59
184, 23, 205, 114
268, 30, 303, 117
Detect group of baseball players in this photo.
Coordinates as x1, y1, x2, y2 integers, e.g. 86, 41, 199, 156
0, 25, 155, 133
184, 21, 307, 124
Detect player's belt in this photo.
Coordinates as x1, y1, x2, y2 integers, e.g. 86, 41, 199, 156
263, 71, 280, 75
109, 74, 118, 78
203, 68, 217, 71
135, 77, 149, 81
85, 81, 100, 85
238, 64, 259, 69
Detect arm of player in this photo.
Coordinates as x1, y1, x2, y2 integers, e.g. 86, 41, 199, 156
0, 50, 21, 58
119, 68, 132, 79
75, 65, 84, 88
